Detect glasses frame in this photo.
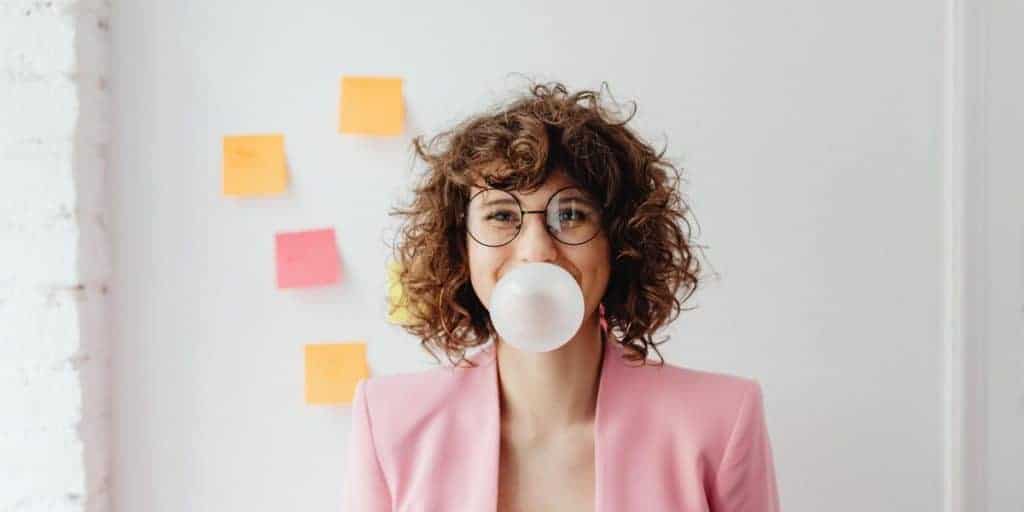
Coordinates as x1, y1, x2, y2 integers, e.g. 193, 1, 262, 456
463, 185, 603, 248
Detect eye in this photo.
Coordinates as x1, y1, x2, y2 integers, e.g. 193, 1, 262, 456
559, 208, 586, 222
486, 209, 520, 224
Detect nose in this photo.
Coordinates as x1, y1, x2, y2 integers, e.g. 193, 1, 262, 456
514, 210, 558, 263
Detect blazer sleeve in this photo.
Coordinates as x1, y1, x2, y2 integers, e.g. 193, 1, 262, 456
342, 379, 393, 512
711, 380, 781, 512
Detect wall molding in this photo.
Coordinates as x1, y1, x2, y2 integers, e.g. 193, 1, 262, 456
943, 0, 989, 510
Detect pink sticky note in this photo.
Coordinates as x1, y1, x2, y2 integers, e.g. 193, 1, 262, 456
275, 228, 341, 288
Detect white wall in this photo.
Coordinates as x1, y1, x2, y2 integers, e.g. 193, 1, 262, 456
965, 0, 1024, 509
111, 1, 953, 511
0, 0, 111, 511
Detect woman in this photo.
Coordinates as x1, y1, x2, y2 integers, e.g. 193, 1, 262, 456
343, 82, 780, 511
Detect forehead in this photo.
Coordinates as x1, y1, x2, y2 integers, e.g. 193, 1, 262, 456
469, 170, 583, 197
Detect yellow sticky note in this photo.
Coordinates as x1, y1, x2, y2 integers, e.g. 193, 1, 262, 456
386, 259, 414, 325
222, 134, 288, 196
339, 76, 404, 135
304, 342, 368, 405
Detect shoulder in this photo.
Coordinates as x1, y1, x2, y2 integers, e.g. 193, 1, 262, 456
354, 351, 493, 440
615, 355, 762, 409
605, 354, 767, 451
358, 361, 477, 408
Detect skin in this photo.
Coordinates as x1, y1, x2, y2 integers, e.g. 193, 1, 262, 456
467, 169, 612, 512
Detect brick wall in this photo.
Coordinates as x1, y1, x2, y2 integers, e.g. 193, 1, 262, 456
0, 1, 111, 510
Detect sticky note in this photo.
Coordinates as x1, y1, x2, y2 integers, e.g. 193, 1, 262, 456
222, 134, 288, 196
386, 259, 414, 325
275, 228, 340, 288
339, 76, 404, 135
305, 342, 368, 405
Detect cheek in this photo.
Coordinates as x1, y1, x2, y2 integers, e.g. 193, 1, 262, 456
581, 239, 612, 297
467, 243, 502, 309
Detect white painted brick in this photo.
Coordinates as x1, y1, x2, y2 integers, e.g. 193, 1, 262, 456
0, 15, 77, 78
0, 79, 78, 141
0, 0, 110, 510
0, 137, 73, 160
0, 223, 80, 284
0, 1, 77, 18
0, 153, 76, 228
0, 370, 82, 441
0, 286, 82, 363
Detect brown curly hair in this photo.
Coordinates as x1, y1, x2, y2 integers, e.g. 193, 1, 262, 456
387, 81, 704, 367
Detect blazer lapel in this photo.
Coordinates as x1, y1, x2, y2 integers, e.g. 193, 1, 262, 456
448, 338, 629, 512
594, 338, 633, 511
439, 345, 501, 511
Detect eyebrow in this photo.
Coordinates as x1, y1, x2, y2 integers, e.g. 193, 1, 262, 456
560, 195, 597, 205
481, 198, 518, 207
480, 193, 596, 208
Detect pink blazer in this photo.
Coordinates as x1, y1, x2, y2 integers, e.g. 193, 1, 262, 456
342, 340, 781, 511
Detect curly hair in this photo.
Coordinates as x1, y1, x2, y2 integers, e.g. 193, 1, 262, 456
387, 81, 704, 367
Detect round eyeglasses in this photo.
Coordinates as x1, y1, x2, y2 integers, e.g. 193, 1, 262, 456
464, 186, 603, 247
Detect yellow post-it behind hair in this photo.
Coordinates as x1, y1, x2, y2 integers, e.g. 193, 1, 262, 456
386, 259, 415, 325
304, 342, 368, 405
339, 76, 404, 135
222, 134, 288, 196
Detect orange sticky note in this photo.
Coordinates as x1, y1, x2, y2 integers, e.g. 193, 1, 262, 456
386, 259, 414, 325
222, 134, 288, 196
275, 228, 340, 288
305, 342, 368, 405
339, 76, 404, 135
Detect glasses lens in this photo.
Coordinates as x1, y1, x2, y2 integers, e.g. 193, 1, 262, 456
467, 189, 522, 246
545, 188, 602, 245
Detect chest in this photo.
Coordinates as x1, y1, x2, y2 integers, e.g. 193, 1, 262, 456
496, 430, 596, 512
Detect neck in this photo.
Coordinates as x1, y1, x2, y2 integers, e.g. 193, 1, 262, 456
495, 315, 605, 440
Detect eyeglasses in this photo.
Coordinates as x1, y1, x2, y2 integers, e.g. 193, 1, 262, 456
464, 186, 603, 247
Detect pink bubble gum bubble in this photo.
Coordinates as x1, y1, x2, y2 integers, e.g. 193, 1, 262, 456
490, 262, 584, 353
